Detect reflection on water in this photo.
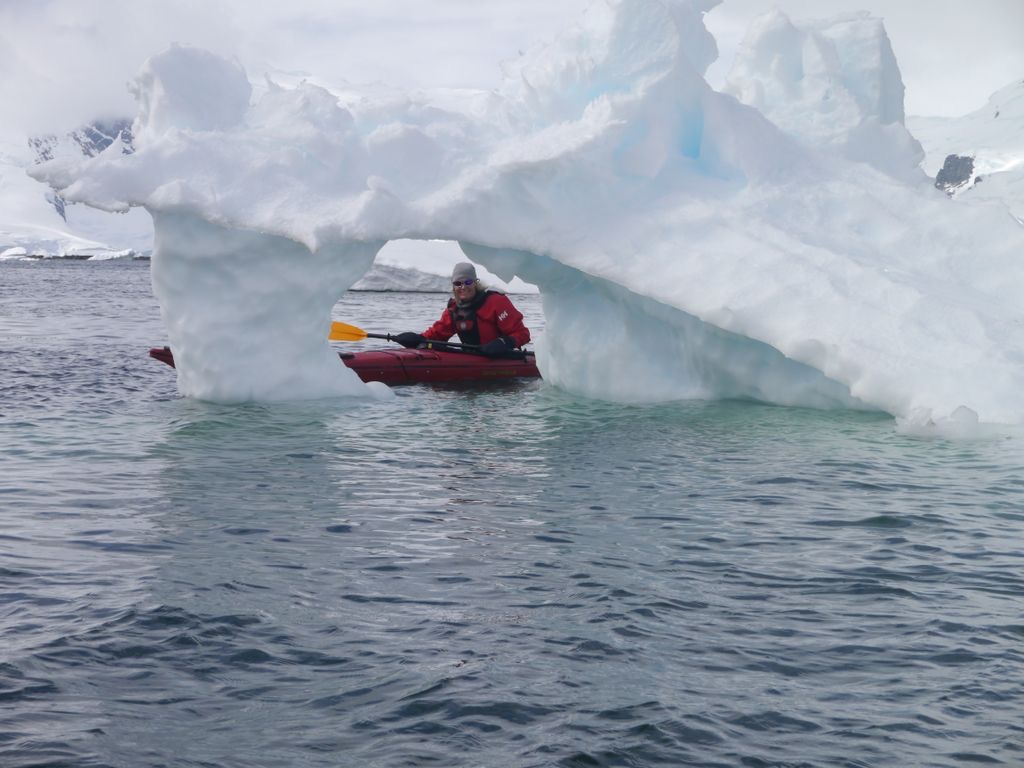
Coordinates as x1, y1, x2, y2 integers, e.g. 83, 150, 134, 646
3, 261, 1024, 767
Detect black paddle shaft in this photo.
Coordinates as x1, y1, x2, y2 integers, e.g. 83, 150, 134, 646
369, 332, 532, 360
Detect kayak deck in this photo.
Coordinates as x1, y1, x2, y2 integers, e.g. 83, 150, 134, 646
341, 348, 539, 384
147, 346, 540, 385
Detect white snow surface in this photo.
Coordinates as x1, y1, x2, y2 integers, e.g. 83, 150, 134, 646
28, 0, 1024, 430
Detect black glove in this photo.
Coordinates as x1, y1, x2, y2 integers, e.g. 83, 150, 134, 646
479, 336, 514, 357
393, 331, 425, 348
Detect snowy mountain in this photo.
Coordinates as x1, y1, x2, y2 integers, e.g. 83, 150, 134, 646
351, 263, 453, 292
0, 119, 152, 259
908, 79, 1024, 222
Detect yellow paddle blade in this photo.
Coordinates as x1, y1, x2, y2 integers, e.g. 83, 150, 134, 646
328, 321, 369, 342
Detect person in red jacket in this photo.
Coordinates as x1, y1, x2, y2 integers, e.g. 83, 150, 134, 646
394, 262, 530, 357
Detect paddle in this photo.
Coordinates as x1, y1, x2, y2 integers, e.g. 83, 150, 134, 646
329, 320, 400, 343
329, 320, 479, 351
328, 320, 532, 359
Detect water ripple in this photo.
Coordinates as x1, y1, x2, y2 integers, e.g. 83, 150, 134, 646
4, 264, 1024, 767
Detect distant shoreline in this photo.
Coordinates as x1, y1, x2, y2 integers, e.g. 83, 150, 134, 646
0, 255, 536, 293
8, 253, 152, 261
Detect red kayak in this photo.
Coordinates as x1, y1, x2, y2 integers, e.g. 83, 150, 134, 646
148, 346, 540, 385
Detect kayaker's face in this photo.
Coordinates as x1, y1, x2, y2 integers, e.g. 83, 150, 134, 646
453, 278, 477, 301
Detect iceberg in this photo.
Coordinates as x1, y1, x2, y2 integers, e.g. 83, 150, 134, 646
28, 0, 1024, 428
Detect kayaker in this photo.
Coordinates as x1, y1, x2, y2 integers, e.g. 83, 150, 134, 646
394, 262, 531, 357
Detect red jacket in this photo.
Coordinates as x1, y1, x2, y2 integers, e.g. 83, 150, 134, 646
422, 291, 531, 348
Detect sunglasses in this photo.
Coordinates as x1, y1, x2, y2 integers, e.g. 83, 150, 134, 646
452, 279, 476, 288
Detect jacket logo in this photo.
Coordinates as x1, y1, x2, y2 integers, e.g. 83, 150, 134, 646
498, 310, 508, 321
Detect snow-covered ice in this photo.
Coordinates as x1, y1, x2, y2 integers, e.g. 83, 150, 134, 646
27, 0, 1024, 431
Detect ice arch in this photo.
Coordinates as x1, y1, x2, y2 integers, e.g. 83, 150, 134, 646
31, 0, 1024, 426
150, 207, 864, 407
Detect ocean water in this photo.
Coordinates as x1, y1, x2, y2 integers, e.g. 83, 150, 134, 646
2, 258, 1024, 768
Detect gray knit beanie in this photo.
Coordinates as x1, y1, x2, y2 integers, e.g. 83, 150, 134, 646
451, 262, 477, 283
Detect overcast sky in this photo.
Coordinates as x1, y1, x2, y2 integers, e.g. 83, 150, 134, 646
1, 0, 1021, 139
